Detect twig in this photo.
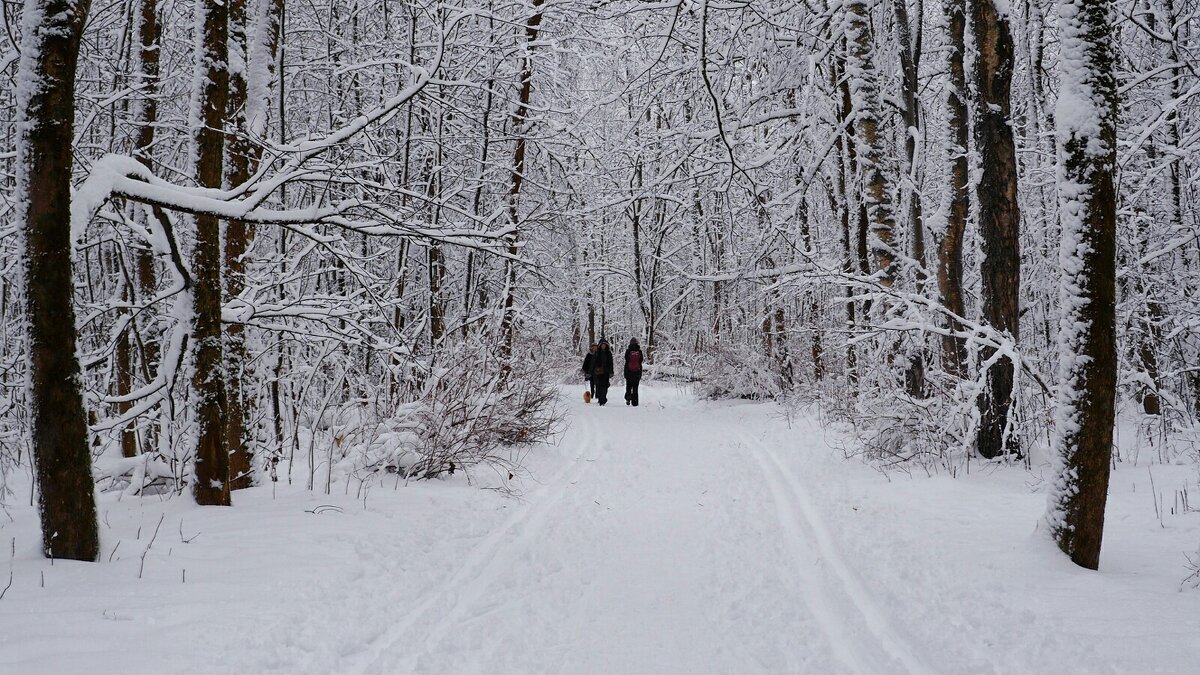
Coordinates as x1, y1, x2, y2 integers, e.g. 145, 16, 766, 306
138, 514, 165, 579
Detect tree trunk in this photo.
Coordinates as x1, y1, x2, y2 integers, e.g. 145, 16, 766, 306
938, 0, 969, 378
797, 196, 821, 383
463, 62, 496, 339
16, 0, 100, 560
115, 0, 163, 458
893, 0, 925, 276
115, 327, 137, 457
846, 1, 895, 285
499, 0, 545, 368
971, 0, 1021, 459
832, 49, 858, 383
894, 0, 927, 397
223, 0, 252, 492
1046, 0, 1119, 570
587, 302, 595, 346
425, 97, 448, 348
224, 0, 285, 489
192, 0, 232, 506
134, 0, 161, 418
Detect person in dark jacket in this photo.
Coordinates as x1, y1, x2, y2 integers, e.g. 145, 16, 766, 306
581, 343, 598, 400
623, 338, 644, 406
591, 339, 614, 405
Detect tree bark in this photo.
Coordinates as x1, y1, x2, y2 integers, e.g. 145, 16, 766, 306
192, 0, 232, 506
223, 0, 252, 492
16, 0, 100, 560
832, 49, 858, 383
115, 0, 162, 458
846, 0, 896, 285
894, 0, 927, 398
223, 0, 285, 489
971, 0, 1021, 459
938, 0, 969, 378
893, 0, 925, 276
1046, 0, 1119, 570
797, 196, 821, 383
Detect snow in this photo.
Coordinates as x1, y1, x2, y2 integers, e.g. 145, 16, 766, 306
1, 385, 1197, 673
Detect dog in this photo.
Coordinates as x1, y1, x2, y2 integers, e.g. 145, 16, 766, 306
583, 390, 592, 404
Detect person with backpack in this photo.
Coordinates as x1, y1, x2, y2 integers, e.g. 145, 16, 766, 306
591, 339, 614, 405
624, 338, 644, 406
581, 343, 598, 402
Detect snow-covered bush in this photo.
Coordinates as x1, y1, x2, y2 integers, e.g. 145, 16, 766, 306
399, 349, 562, 480
293, 337, 564, 492
692, 342, 788, 401
817, 327, 1053, 474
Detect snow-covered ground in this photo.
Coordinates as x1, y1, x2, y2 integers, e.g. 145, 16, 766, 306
1, 384, 1197, 674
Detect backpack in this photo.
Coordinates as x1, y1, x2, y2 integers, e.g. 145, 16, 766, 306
627, 350, 642, 373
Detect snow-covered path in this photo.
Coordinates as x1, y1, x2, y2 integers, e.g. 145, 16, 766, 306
3, 384, 1198, 674
344, 388, 930, 674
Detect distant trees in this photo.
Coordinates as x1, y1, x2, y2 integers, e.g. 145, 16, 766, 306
0, 0, 1196, 573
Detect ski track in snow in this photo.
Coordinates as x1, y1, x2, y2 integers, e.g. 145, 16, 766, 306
345, 414, 607, 674
348, 388, 928, 674
739, 429, 936, 675
326, 390, 943, 674
9, 385, 1192, 673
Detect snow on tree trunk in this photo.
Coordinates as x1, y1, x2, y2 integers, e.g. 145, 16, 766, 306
846, 0, 897, 287
893, 0, 927, 398
15, 0, 100, 560
831, 51, 860, 384
500, 0, 545, 368
223, 0, 253, 491
133, 0, 161, 382
224, 0, 284, 491
938, 0, 969, 379
192, 0, 232, 506
1045, 0, 1120, 571
113, 0, 162, 459
970, 0, 1021, 459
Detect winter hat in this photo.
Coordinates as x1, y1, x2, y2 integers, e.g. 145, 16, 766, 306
629, 338, 639, 347
598, 338, 609, 347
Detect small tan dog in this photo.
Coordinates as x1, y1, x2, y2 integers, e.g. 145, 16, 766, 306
583, 390, 592, 404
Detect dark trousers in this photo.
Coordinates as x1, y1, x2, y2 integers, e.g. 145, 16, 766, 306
587, 376, 596, 398
625, 372, 641, 406
595, 377, 611, 405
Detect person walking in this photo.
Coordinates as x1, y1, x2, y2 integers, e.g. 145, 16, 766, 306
624, 338, 644, 406
581, 343, 598, 402
591, 339, 614, 405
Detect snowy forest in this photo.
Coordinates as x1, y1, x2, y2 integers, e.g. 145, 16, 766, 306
1, 0, 1199, 670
